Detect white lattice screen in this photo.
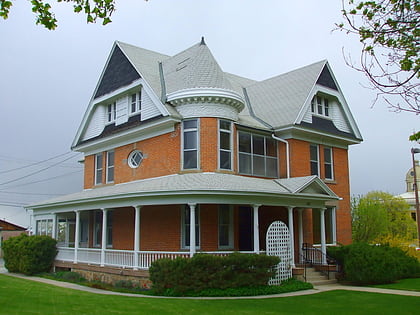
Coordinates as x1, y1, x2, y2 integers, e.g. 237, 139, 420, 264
266, 220, 292, 285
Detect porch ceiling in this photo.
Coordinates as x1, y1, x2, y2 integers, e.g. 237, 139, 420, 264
27, 173, 339, 212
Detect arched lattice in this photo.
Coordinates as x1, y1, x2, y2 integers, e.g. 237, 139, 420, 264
266, 220, 292, 285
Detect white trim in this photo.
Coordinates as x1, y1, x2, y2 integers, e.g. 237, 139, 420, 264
181, 118, 200, 170
218, 119, 233, 171
253, 204, 260, 254
167, 87, 244, 108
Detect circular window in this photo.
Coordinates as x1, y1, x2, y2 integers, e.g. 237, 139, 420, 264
128, 150, 144, 168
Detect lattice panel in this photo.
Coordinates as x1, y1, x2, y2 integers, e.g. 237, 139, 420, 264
266, 220, 292, 285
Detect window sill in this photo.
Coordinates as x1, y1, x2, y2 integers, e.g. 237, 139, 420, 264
323, 179, 337, 185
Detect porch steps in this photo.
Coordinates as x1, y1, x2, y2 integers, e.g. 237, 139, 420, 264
304, 267, 337, 286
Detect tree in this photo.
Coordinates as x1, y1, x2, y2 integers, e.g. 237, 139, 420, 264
352, 191, 417, 243
0, 0, 116, 30
337, 0, 420, 114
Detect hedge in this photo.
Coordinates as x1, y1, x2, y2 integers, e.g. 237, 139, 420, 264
149, 252, 280, 295
3, 234, 57, 275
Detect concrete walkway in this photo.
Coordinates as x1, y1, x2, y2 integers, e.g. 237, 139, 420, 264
0, 263, 419, 299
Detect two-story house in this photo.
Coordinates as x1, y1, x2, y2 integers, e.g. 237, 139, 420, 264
27, 38, 362, 284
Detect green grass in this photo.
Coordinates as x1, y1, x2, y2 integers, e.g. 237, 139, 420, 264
0, 274, 419, 314
370, 278, 420, 291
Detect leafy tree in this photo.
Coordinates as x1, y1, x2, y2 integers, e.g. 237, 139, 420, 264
337, 0, 419, 114
352, 191, 417, 243
0, 0, 117, 30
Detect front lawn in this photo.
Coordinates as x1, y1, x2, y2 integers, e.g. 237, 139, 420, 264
0, 274, 419, 314
370, 278, 420, 292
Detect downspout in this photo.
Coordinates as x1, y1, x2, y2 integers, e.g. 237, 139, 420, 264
272, 134, 290, 179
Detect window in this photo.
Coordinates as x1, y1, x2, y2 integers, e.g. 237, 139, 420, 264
130, 89, 142, 115
324, 147, 334, 180
182, 119, 199, 169
128, 150, 143, 168
107, 102, 116, 123
106, 151, 114, 183
95, 153, 103, 185
310, 144, 319, 176
36, 219, 53, 237
181, 205, 200, 249
311, 95, 330, 117
93, 210, 113, 248
218, 205, 233, 248
238, 131, 278, 177
219, 120, 232, 170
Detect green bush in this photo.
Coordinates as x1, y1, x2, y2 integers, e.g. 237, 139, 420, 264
149, 253, 280, 296
3, 234, 57, 275
328, 243, 420, 285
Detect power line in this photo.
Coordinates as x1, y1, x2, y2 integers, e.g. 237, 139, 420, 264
0, 202, 26, 208
0, 154, 80, 186
0, 169, 82, 191
0, 191, 62, 196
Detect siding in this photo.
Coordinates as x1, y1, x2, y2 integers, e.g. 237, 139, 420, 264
82, 105, 106, 141
141, 90, 161, 121
331, 101, 351, 133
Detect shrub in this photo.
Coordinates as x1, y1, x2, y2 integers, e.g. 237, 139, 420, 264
3, 234, 57, 275
328, 243, 420, 285
149, 253, 280, 296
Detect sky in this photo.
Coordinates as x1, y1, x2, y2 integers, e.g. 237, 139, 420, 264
0, 0, 418, 228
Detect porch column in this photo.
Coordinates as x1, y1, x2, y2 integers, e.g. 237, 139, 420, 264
134, 205, 141, 270
320, 208, 327, 265
100, 208, 108, 267
331, 207, 337, 244
74, 210, 80, 264
298, 208, 303, 263
287, 207, 295, 267
52, 213, 57, 239
189, 203, 197, 257
253, 204, 260, 254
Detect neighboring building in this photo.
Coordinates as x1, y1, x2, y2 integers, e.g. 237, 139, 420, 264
0, 219, 27, 257
27, 39, 362, 283
397, 160, 420, 223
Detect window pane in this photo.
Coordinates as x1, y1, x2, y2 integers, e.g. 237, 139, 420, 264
184, 131, 197, 150
266, 157, 278, 177
324, 148, 331, 163
107, 168, 114, 182
311, 161, 319, 176
219, 225, 229, 246
184, 150, 197, 169
325, 165, 332, 180
219, 120, 231, 131
107, 151, 114, 166
220, 132, 230, 150
239, 132, 251, 153
220, 150, 231, 170
317, 96, 323, 114
239, 153, 251, 174
324, 99, 329, 116
252, 135, 264, 155
310, 145, 318, 161
183, 119, 197, 129
253, 155, 265, 176
266, 138, 277, 157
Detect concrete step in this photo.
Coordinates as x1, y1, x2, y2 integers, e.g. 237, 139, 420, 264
303, 267, 337, 286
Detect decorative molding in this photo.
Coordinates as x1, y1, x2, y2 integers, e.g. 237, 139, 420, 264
177, 103, 239, 121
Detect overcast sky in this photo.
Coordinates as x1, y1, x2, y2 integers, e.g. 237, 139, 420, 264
0, 0, 418, 227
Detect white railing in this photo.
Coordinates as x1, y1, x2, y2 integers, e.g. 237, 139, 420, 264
56, 248, 258, 270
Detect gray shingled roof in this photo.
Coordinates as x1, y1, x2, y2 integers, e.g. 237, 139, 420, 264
27, 173, 337, 209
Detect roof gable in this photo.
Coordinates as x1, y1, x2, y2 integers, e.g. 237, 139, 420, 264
316, 65, 338, 90
94, 45, 140, 99
275, 175, 338, 197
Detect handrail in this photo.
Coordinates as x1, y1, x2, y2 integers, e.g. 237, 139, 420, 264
301, 243, 338, 279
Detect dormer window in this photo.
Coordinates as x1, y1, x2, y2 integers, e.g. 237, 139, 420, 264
130, 88, 142, 115
107, 102, 116, 123
311, 96, 329, 117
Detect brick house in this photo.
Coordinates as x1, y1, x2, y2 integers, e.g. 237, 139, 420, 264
0, 219, 27, 257
27, 38, 362, 282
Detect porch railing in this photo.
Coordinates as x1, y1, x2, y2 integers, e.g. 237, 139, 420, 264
301, 243, 337, 279
56, 247, 256, 270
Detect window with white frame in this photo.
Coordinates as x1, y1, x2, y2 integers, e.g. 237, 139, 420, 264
219, 120, 232, 170
311, 95, 330, 117
181, 205, 200, 249
106, 150, 114, 183
107, 102, 116, 123
238, 131, 278, 177
93, 210, 113, 248
36, 219, 53, 237
218, 205, 233, 248
95, 153, 103, 185
130, 89, 142, 115
310, 144, 319, 176
182, 119, 199, 169
324, 147, 334, 180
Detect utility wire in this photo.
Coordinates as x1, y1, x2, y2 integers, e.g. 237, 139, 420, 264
0, 152, 79, 175
0, 191, 62, 196
0, 154, 79, 186
0, 169, 82, 191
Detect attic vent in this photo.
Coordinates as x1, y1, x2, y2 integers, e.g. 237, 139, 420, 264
176, 64, 188, 71
178, 58, 190, 65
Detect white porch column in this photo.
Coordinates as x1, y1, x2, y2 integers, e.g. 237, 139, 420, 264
298, 208, 303, 263
134, 205, 141, 270
331, 207, 337, 245
52, 213, 57, 239
320, 208, 327, 265
253, 204, 260, 254
189, 203, 197, 257
288, 207, 295, 267
100, 208, 108, 267
74, 210, 80, 264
